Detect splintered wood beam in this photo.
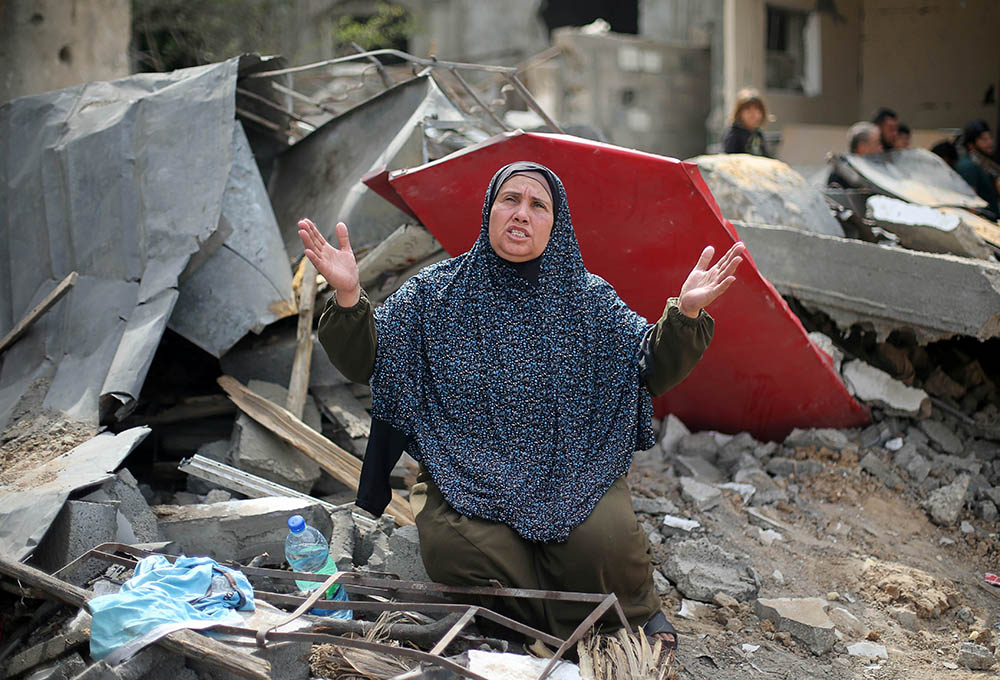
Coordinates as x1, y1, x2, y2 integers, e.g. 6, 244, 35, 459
0, 272, 78, 355
217, 375, 415, 525
0, 556, 271, 680
287, 259, 318, 419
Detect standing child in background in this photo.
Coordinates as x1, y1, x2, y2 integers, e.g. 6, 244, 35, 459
723, 88, 771, 158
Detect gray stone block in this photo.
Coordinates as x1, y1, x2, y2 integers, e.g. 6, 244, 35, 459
230, 380, 322, 493
923, 474, 970, 526
660, 537, 758, 603
33, 501, 118, 584
754, 597, 837, 656
919, 420, 964, 455
733, 469, 788, 506
632, 496, 679, 515
958, 642, 996, 670
382, 524, 430, 582
765, 457, 822, 478
679, 476, 722, 511
86, 469, 161, 543
24, 653, 86, 680
677, 431, 719, 463
784, 428, 849, 450
154, 496, 332, 564
860, 452, 905, 490
675, 455, 723, 483
659, 414, 690, 455
328, 505, 357, 571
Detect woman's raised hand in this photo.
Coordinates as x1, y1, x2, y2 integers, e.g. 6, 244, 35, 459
677, 241, 746, 318
298, 219, 361, 307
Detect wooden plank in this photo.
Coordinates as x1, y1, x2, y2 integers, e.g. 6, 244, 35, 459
0, 271, 78, 355
0, 556, 271, 680
287, 259, 318, 418
218, 376, 414, 525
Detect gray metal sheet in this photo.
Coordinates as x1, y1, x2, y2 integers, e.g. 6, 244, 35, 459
269, 75, 469, 257
0, 427, 150, 562
169, 123, 296, 357
0, 59, 242, 428
843, 148, 987, 209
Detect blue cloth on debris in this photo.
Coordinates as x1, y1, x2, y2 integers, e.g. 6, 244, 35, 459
88, 554, 255, 660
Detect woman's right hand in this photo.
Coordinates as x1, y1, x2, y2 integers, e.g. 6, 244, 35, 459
298, 218, 361, 307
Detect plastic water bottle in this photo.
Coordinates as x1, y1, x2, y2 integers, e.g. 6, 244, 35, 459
284, 515, 352, 619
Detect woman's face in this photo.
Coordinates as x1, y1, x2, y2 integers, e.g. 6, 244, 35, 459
488, 174, 554, 262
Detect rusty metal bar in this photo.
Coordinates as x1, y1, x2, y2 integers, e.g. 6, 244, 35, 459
235, 106, 285, 133
427, 606, 478, 656
236, 87, 311, 125
352, 41, 395, 89
269, 82, 339, 115
503, 73, 565, 134
538, 593, 622, 680
449, 68, 510, 131
245, 49, 516, 79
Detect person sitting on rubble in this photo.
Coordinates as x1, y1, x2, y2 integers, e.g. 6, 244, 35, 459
894, 123, 911, 149
955, 119, 999, 219
872, 107, 900, 151
723, 88, 771, 157
298, 162, 745, 651
827, 122, 881, 188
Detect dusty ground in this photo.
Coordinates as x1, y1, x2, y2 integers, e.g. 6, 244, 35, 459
631, 453, 1000, 680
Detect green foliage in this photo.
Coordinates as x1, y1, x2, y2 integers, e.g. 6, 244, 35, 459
334, 3, 414, 52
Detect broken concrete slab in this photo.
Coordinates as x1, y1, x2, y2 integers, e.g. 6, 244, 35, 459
919, 420, 964, 456
893, 443, 932, 483
660, 537, 758, 603
958, 642, 996, 670
923, 474, 971, 526
632, 496, 679, 515
32, 500, 118, 584
675, 455, 724, 483
847, 641, 888, 660
659, 414, 690, 455
230, 380, 322, 492
311, 384, 371, 439
153, 496, 332, 563
754, 597, 837, 655
784, 428, 850, 451
328, 505, 357, 572
866, 195, 992, 260
733, 469, 788, 506
827, 606, 866, 637
676, 431, 720, 462
765, 457, 823, 478
688, 154, 844, 237
5, 613, 90, 677
860, 451, 905, 490
357, 223, 442, 289
731, 222, 1000, 344
21, 653, 86, 680
842, 148, 986, 210
808, 332, 843, 374
841, 360, 930, 417
367, 524, 430, 582
679, 476, 722, 510
82, 469, 161, 543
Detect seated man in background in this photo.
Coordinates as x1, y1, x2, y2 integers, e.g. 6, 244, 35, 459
955, 120, 999, 219
872, 107, 900, 151
827, 122, 881, 188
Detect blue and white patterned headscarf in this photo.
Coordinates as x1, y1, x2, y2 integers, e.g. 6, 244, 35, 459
371, 162, 655, 542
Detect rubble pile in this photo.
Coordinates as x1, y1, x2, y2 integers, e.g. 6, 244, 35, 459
1, 51, 999, 680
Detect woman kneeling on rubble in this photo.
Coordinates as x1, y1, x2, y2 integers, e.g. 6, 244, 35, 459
298, 162, 744, 650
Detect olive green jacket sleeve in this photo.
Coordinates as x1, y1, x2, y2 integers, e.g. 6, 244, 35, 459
317, 289, 377, 385
642, 297, 714, 397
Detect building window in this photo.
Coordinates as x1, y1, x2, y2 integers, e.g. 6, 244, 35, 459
765, 5, 821, 95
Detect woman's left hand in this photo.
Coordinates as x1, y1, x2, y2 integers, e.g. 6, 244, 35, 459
678, 242, 746, 318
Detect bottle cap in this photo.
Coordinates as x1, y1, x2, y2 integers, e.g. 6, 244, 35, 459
287, 514, 306, 533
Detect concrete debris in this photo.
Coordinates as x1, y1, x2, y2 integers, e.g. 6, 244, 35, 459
82, 469, 161, 543
675, 455, 724, 482
756, 528, 782, 546
632, 496, 679, 515
230, 380, 323, 492
887, 606, 920, 631
860, 451, 906, 490
676, 598, 714, 620
677, 431, 720, 462
661, 515, 701, 536
367, 524, 430, 582
867, 195, 992, 260
808, 332, 843, 374
689, 154, 844, 237
468, 649, 581, 679
754, 597, 837, 655
733, 468, 788, 505
661, 537, 758, 603
841, 360, 931, 417
731, 222, 1000, 344
154, 496, 332, 563
919, 419, 964, 456
765, 457, 823, 478
652, 569, 671, 595
923, 474, 971, 526
847, 641, 888, 660
660, 413, 691, 456
827, 606, 866, 637
679, 476, 723, 510
32, 500, 118, 585
957, 642, 996, 670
